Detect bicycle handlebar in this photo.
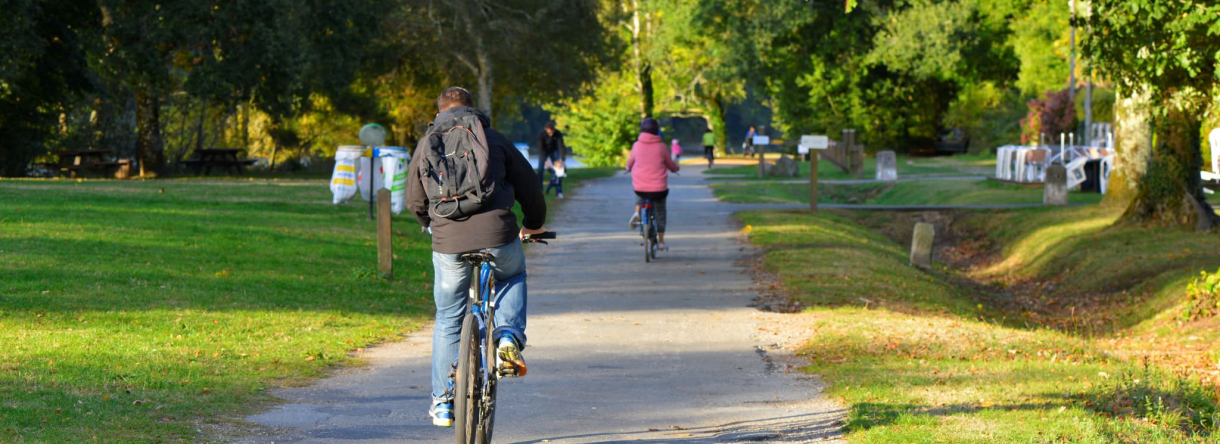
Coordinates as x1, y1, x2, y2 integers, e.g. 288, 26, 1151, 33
522, 231, 557, 244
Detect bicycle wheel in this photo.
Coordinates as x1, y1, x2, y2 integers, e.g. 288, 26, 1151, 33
475, 292, 497, 443
474, 327, 497, 443
642, 217, 653, 263
454, 313, 480, 444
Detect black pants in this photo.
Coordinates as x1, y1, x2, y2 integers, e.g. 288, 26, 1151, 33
537, 153, 562, 194
635, 189, 668, 233
703, 145, 714, 165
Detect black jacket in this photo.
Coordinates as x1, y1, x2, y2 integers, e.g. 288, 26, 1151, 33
406, 106, 546, 254
537, 129, 566, 161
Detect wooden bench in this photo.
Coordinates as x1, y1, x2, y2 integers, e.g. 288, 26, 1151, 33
182, 149, 257, 175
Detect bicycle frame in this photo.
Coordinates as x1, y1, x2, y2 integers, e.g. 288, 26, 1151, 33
472, 259, 498, 403
638, 200, 658, 262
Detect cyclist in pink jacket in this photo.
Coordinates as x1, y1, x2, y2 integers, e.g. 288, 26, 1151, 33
626, 117, 680, 250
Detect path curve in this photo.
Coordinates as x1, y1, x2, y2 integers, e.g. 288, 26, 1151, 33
236, 167, 845, 443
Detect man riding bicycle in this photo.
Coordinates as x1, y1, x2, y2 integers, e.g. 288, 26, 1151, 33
405, 87, 547, 428
626, 117, 679, 250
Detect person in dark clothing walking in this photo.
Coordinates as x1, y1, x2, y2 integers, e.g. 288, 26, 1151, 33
405, 87, 547, 428
537, 120, 567, 198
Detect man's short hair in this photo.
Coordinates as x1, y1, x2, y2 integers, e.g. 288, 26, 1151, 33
545, 120, 557, 130
437, 87, 473, 112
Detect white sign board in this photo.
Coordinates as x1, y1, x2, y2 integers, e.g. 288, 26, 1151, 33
799, 135, 829, 154
1065, 157, 1088, 189
752, 135, 770, 146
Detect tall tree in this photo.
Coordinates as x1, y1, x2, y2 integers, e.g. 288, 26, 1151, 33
0, 0, 95, 176
397, 0, 605, 122
1085, 0, 1220, 229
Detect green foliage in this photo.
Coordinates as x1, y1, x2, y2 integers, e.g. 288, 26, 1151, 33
546, 70, 638, 167
1085, 0, 1220, 107
868, 0, 981, 83
1010, 0, 1070, 96
1086, 365, 1220, 437
1182, 269, 1220, 322
0, 0, 95, 176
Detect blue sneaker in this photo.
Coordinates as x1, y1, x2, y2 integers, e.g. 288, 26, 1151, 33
430, 402, 453, 427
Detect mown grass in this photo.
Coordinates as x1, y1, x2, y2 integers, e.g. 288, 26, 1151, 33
712, 179, 1106, 206
0, 168, 614, 443
737, 210, 1220, 442
704, 153, 992, 181
959, 206, 1220, 329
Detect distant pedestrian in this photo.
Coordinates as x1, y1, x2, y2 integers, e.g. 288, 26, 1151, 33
671, 139, 683, 162
743, 125, 757, 157
701, 128, 715, 167
537, 120, 566, 198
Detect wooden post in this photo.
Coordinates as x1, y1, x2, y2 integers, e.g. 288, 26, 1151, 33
810, 152, 819, 212
376, 188, 393, 280
757, 148, 766, 179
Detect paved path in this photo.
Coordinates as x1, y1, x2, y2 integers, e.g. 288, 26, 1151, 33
238, 167, 845, 443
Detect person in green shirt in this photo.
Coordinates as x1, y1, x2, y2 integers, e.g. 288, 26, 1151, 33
701, 127, 716, 167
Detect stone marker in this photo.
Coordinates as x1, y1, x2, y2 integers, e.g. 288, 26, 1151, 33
875, 150, 897, 181
910, 222, 934, 269
1043, 164, 1068, 206
768, 154, 800, 177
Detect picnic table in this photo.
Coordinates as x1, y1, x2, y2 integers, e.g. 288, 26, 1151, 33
47, 150, 131, 178
182, 148, 257, 175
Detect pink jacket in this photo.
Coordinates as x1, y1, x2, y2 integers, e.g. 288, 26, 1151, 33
626, 132, 679, 192
671, 139, 683, 155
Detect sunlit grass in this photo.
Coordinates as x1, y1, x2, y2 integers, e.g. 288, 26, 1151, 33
0, 178, 433, 442
737, 209, 1220, 442
0, 168, 616, 442
703, 153, 983, 181
711, 179, 1105, 206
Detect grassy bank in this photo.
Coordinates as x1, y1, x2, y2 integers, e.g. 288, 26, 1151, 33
738, 210, 1220, 442
712, 179, 1106, 206
704, 153, 993, 181
0, 167, 613, 442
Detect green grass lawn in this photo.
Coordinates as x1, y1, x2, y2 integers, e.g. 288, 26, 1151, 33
703, 153, 993, 181
0, 168, 614, 442
711, 179, 1106, 206
738, 210, 1220, 442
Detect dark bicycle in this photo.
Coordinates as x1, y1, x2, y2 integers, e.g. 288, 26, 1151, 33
637, 199, 659, 262
450, 231, 555, 444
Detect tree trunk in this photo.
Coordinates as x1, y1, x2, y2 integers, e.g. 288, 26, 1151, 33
194, 101, 206, 154
1121, 105, 1218, 230
705, 95, 728, 156
639, 63, 654, 118
1084, 79, 1093, 145
629, 0, 653, 117
1103, 85, 1153, 209
476, 53, 494, 122
240, 103, 250, 150
135, 91, 165, 177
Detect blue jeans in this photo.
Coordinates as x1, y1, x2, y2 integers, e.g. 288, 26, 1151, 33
431, 239, 528, 405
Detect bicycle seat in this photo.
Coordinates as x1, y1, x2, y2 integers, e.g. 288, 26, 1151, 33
459, 252, 495, 264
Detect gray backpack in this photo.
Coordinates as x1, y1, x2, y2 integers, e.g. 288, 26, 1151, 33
415, 113, 498, 219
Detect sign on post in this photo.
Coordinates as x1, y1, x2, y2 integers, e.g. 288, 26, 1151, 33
798, 135, 829, 154
1065, 157, 1088, 189
752, 135, 771, 146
